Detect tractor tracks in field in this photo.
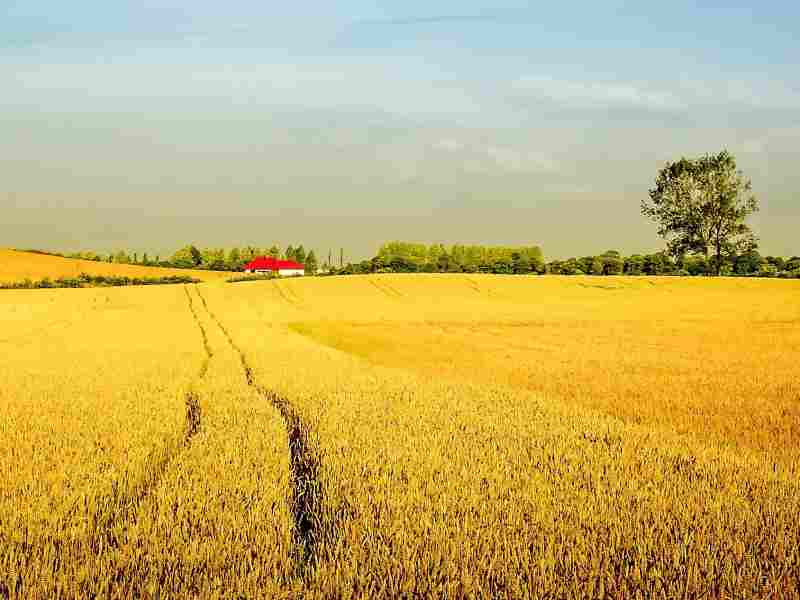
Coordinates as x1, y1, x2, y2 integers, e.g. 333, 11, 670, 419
273, 280, 303, 307
78, 287, 208, 545
4, 286, 210, 578
81, 288, 207, 545
184, 285, 213, 380
5, 285, 320, 589
464, 276, 483, 294
192, 285, 323, 575
182, 286, 209, 445
465, 275, 499, 297
91, 286, 208, 546
369, 277, 404, 299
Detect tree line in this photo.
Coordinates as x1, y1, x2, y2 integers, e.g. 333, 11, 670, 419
545, 250, 799, 277
167, 244, 320, 274
327, 244, 798, 278
27, 244, 322, 275
332, 242, 546, 275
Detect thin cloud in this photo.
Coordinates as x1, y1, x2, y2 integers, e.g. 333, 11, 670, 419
740, 126, 800, 155
433, 139, 560, 174
433, 139, 465, 152
514, 75, 800, 112
352, 14, 504, 27
485, 146, 559, 173
514, 76, 683, 111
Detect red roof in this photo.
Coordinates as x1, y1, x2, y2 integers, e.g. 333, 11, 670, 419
245, 256, 304, 271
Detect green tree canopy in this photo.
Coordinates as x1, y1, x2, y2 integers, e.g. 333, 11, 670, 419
201, 248, 226, 270
304, 250, 318, 274
227, 247, 242, 270
171, 245, 202, 268
642, 150, 758, 275
376, 242, 544, 272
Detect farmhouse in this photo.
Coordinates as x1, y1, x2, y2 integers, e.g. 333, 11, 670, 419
244, 257, 305, 277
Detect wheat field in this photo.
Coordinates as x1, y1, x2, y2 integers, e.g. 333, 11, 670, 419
1, 271, 799, 598
0, 249, 226, 283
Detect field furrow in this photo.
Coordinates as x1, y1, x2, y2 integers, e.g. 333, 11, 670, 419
368, 277, 404, 299
272, 280, 303, 307
194, 285, 322, 575
0, 286, 202, 597
48, 285, 297, 597
183, 285, 213, 379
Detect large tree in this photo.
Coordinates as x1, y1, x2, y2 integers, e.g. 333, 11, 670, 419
171, 245, 202, 268
227, 247, 242, 271
642, 150, 758, 275
304, 250, 318, 275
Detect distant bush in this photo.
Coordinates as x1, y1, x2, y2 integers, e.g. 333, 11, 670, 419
0, 273, 200, 290
227, 274, 278, 283
19, 249, 66, 258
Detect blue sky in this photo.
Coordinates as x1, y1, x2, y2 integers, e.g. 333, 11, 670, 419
2, 1, 799, 258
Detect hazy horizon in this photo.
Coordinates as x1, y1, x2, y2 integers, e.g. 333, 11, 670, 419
2, 1, 799, 261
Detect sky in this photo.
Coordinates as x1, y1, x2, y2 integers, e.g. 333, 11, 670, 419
2, 1, 799, 260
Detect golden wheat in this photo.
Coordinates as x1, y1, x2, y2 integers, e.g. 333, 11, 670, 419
0, 249, 226, 283
203, 275, 800, 597
1, 273, 798, 597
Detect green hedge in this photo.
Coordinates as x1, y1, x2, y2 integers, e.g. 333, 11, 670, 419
226, 273, 278, 283
0, 273, 201, 290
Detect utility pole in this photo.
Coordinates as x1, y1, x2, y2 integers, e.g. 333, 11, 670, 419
340, 248, 344, 268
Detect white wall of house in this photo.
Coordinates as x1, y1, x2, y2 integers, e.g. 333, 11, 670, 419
278, 269, 305, 277
244, 268, 304, 276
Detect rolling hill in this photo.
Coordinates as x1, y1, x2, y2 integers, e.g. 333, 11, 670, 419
0, 249, 228, 283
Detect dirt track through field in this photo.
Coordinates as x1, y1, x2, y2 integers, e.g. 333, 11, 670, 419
88, 287, 209, 547
369, 277, 403, 299
78, 287, 208, 547
183, 285, 213, 379
464, 275, 482, 294
272, 280, 303, 307
193, 285, 322, 575
0, 289, 210, 594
